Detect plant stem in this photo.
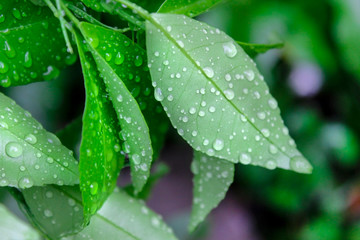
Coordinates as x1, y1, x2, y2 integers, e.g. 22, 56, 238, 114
113, 0, 152, 22
56, 0, 73, 53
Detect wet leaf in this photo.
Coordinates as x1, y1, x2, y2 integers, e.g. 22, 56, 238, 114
22, 185, 84, 240
158, 0, 225, 17
63, 188, 178, 240
0, 92, 79, 189
76, 33, 124, 222
0, 203, 41, 240
56, 116, 82, 158
189, 151, 234, 232
79, 22, 154, 192
237, 41, 284, 58
146, 14, 312, 173
0, 0, 76, 87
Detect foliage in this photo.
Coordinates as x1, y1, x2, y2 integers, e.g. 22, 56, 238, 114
1, 0, 358, 239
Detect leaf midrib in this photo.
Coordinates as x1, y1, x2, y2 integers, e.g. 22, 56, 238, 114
147, 15, 292, 160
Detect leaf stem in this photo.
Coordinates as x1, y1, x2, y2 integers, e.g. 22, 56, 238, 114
56, 0, 73, 53
113, 0, 152, 22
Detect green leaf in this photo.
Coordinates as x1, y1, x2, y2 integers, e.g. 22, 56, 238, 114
0, 203, 41, 240
158, 0, 225, 17
56, 116, 82, 157
79, 22, 154, 193
0, 0, 76, 87
333, 0, 360, 80
0, 92, 79, 189
79, 22, 168, 160
146, 14, 312, 173
76, 32, 124, 221
64, 188, 178, 240
21, 185, 84, 239
236, 41, 284, 58
189, 151, 234, 232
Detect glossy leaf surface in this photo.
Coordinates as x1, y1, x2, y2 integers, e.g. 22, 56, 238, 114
237, 41, 284, 58
146, 14, 312, 173
79, 22, 154, 192
76, 33, 124, 221
22, 185, 84, 239
0, 203, 41, 240
0, 93, 79, 189
189, 151, 234, 231
158, 0, 224, 17
63, 188, 178, 240
0, 0, 76, 87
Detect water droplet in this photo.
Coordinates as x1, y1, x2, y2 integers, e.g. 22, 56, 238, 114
134, 55, 143, 67
189, 107, 196, 114
44, 209, 53, 217
239, 153, 251, 165
105, 52, 112, 61
244, 70, 255, 81
46, 191, 53, 198
88, 35, 99, 48
90, 182, 98, 195
225, 74, 231, 81
154, 88, 164, 101
224, 89, 235, 100
151, 216, 160, 227
257, 112, 266, 120
4, 41, 16, 58
0, 14, 5, 23
261, 128, 270, 137
269, 145, 278, 154
209, 106, 216, 113
163, 60, 169, 65
131, 154, 140, 165
177, 40, 184, 48
18, 177, 34, 189
5, 142, 23, 158
19, 166, 26, 172
25, 134, 37, 144
203, 67, 214, 78
223, 42, 237, 58
115, 52, 124, 65
0, 61, 9, 73
0, 179, 8, 186
0, 121, 9, 129
265, 160, 277, 170
166, 26, 172, 32
290, 156, 312, 173
117, 94, 123, 102
12, 8, 22, 20
24, 51, 32, 68
268, 98, 278, 109
47, 157, 54, 164
213, 139, 224, 151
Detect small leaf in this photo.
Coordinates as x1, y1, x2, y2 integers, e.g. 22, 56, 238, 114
146, 14, 312, 173
158, 0, 225, 17
21, 185, 84, 239
0, 203, 41, 240
189, 151, 234, 232
76, 32, 124, 221
63, 188, 178, 240
79, 22, 154, 192
0, 92, 79, 189
237, 41, 284, 58
0, 0, 76, 87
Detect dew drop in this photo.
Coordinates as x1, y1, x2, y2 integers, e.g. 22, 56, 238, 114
257, 112, 266, 120
131, 154, 140, 165
213, 139, 224, 151
223, 42, 237, 58
189, 107, 196, 114
224, 89, 235, 100
290, 156, 312, 173
25, 134, 37, 144
239, 153, 251, 165
105, 52, 112, 62
225, 74, 232, 81
154, 88, 164, 101
44, 209, 53, 218
261, 128, 270, 137
18, 177, 34, 189
0, 61, 9, 73
134, 55, 143, 67
269, 145, 278, 154
203, 67, 214, 78
88, 35, 99, 48
116, 94, 123, 102
244, 70, 255, 81
115, 52, 125, 65
0, 121, 9, 129
265, 160, 277, 170
268, 98, 278, 109
5, 142, 23, 158
90, 182, 98, 195
4, 41, 16, 58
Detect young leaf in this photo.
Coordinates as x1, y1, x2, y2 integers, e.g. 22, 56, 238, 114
76, 33, 124, 221
21, 185, 84, 240
158, 0, 225, 17
0, 203, 41, 240
0, 92, 79, 189
63, 188, 178, 240
79, 22, 166, 192
237, 41, 284, 58
0, 0, 76, 87
189, 151, 234, 232
146, 14, 312, 173
79, 22, 168, 160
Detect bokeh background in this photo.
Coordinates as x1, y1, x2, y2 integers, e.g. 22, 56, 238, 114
1, 0, 360, 239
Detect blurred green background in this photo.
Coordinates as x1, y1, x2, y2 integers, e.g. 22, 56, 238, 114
1, 0, 360, 239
